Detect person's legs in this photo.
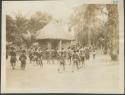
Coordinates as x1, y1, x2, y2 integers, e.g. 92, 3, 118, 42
69, 56, 72, 65
40, 59, 43, 68
82, 57, 84, 66
82, 60, 85, 68
22, 64, 25, 70
62, 61, 65, 71
55, 58, 57, 64
76, 61, 79, 69
11, 62, 14, 69
93, 54, 95, 59
22, 61, 26, 70
46, 58, 48, 64
13, 62, 16, 68
36, 59, 39, 65
21, 62, 23, 70
72, 60, 75, 72
22, 63, 25, 70
58, 61, 62, 71
38, 59, 40, 66
41, 60, 43, 68
47, 58, 51, 64
63, 64, 65, 71
78, 59, 81, 68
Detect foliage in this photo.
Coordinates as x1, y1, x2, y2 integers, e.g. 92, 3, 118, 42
69, 4, 105, 46
6, 12, 52, 47
70, 4, 119, 60
28, 11, 52, 39
105, 4, 119, 60
6, 15, 16, 42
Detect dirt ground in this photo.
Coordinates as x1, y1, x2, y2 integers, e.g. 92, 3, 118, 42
6, 53, 120, 93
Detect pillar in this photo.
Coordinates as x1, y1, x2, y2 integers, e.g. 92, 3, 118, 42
47, 40, 51, 49
58, 40, 62, 50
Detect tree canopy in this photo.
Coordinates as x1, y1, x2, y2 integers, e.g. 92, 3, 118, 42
6, 12, 52, 47
69, 4, 105, 46
69, 4, 119, 60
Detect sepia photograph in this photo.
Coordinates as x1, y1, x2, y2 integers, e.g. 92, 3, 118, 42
1, 0, 124, 93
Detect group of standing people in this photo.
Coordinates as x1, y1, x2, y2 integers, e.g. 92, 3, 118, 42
6, 45, 96, 72
7, 47, 27, 70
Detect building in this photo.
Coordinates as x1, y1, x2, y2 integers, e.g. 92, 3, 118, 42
35, 20, 74, 50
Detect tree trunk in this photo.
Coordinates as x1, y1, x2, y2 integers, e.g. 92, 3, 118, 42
106, 5, 119, 61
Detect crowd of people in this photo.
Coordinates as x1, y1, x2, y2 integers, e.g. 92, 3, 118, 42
6, 45, 97, 72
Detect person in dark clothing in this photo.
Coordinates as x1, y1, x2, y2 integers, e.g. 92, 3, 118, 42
79, 49, 85, 68
29, 52, 34, 64
58, 50, 65, 72
51, 49, 54, 64
72, 50, 80, 72
34, 49, 39, 65
10, 47, 17, 70
37, 50, 43, 67
19, 50, 27, 70
32, 50, 36, 64
68, 49, 72, 65
45, 48, 51, 64
92, 49, 96, 59
85, 47, 90, 60
52, 49, 58, 64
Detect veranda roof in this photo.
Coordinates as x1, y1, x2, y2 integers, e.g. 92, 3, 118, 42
35, 20, 74, 40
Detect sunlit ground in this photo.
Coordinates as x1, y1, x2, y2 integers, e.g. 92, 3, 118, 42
6, 52, 120, 93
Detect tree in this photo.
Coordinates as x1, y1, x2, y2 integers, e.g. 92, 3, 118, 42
28, 11, 52, 40
14, 14, 28, 47
6, 15, 16, 42
6, 11, 53, 48
105, 4, 119, 60
69, 4, 105, 47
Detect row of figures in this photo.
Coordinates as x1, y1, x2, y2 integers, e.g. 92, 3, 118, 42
8, 48, 27, 70
7, 46, 96, 72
